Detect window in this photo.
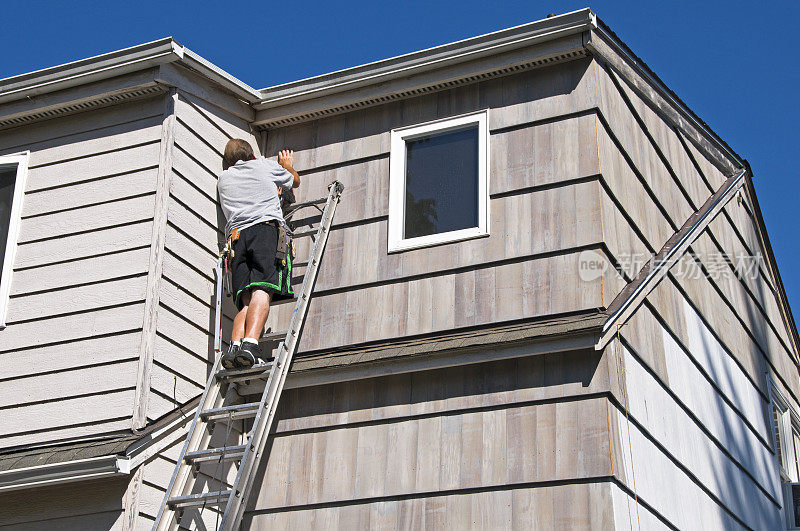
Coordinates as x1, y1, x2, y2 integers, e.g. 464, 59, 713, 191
771, 384, 800, 481
774, 400, 797, 481
0, 153, 28, 328
388, 110, 489, 252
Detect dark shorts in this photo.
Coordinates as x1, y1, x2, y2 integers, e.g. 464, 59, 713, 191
231, 222, 294, 310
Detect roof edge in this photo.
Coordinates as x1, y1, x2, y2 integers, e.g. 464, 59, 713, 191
0, 454, 127, 493
586, 18, 745, 173
256, 8, 595, 109
0, 37, 262, 107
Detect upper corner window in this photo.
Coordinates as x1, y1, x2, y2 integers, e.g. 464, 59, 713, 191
0, 153, 28, 328
388, 110, 489, 253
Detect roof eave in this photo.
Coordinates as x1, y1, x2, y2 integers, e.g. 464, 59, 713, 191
0, 38, 262, 107
0, 454, 129, 492
255, 8, 596, 112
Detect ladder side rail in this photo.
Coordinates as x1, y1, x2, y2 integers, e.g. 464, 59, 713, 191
213, 256, 224, 354
220, 181, 344, 530
153, 259, 228, 531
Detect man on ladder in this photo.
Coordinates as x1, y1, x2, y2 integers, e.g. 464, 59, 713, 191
217, 139, 300, 369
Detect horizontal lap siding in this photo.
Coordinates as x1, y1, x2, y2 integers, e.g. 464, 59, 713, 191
265, 58, 598, 171
150, 91, 255, 417
259, 62, 607, 355
0, 476, 128, 528
270, 251, 613, 353
0, 97, 164, 447
244, 482, 616, 530
287, 112, 600, 229
244, 352, 614, 525
295, 177, 603, 293
593, 58, 789, 528
609, 401, 780, 530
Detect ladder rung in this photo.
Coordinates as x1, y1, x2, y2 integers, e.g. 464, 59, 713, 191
185, 445, 247, 464
287, 196, 327, 212
200, 402, 260, 422
168, 490, 231, 509
290, 227, 318, 238
217, 362, 274, 382
294, 259, 309, 268
262, 330, 288, 342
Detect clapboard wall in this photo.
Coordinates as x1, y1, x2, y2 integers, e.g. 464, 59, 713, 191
0, 94, 165, 448
237, 55, 798, 529
0, 476, 132, 529
263, 58, 622, 355
590, 58, 794, 528
142, 64, 259, 422
242, 349, 631, 528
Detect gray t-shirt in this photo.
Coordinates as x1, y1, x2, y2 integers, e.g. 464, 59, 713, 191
217, 158, 294, 235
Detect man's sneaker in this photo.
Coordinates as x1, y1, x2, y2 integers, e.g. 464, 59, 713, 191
221, 343, 240, 370
236, 341, 262, 368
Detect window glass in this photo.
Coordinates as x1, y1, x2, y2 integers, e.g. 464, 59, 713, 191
404, 127, 479, 239
0, 168, 17, 284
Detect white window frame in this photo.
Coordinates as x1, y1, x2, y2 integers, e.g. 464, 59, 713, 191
388, 110, 489, 253
769, 379, 800, 483
0, 152, 28, 329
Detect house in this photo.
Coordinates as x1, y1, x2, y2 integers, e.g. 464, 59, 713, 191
0, 8, 798, 529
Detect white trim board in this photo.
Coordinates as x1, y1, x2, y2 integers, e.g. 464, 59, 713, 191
0, 152, 28, 328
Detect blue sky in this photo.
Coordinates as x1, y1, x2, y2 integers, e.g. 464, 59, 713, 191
1, 1, 798, 319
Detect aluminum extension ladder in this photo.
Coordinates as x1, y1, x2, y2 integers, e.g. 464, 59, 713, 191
153, 181, 345, 530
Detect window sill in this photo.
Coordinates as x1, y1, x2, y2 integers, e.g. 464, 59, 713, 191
388, 226, 489, 253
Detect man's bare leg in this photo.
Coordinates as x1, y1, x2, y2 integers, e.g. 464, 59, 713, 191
232, 293, 249, 343
244, 289, 271, 340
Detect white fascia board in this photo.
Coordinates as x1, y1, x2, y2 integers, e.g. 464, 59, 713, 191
256, 8, 595, 108
0, 455, 129, 492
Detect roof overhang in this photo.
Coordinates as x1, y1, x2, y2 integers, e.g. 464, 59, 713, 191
0, 37, 260, 130
0, 37, 261, 105
251, 8, 745, 178
254, 9, 594, 127
0, 399, 195, 492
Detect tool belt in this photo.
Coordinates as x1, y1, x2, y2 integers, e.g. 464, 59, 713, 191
223, 221, 292, 265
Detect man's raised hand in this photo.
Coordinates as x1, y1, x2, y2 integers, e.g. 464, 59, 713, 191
278, 150, 294, 171
278, 149, 301, 188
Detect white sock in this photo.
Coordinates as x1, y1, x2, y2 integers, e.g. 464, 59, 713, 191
233, 340, 241, 347
242, 338, 258, 345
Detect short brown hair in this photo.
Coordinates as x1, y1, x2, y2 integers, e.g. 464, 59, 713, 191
223, 139, 255, 169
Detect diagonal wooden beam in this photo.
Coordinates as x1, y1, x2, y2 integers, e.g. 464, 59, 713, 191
596, 168, 747, 350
